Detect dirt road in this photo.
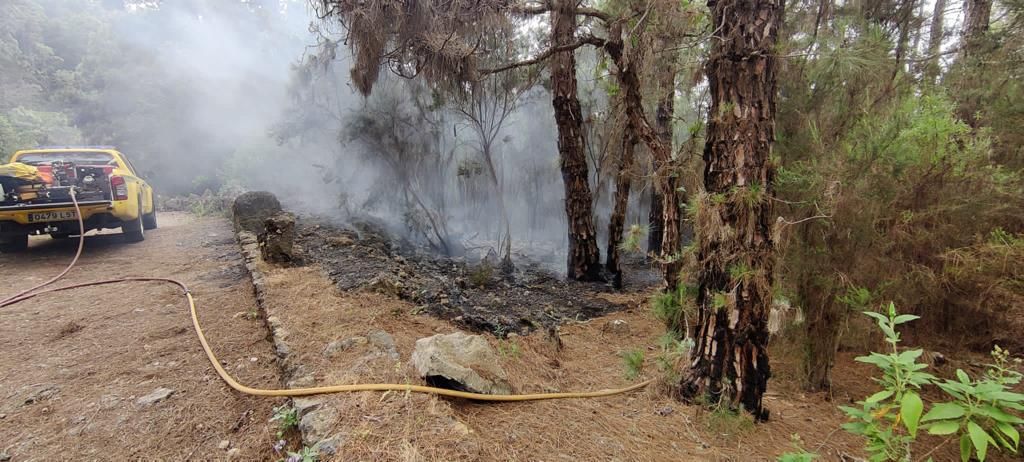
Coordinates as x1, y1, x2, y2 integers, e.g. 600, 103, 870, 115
0, 213, 284, 461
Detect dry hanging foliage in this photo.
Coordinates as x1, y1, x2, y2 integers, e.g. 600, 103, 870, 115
314, 0, 520, 95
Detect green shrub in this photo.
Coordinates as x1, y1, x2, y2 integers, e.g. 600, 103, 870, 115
840, 303, 1023, 461
621, 349, 644, 381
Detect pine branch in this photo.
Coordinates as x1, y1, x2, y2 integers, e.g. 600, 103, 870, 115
478, 35, 607, 75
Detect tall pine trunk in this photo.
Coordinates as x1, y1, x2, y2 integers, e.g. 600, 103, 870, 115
680, 0, 781, 420
604, 30, 682, 290
923, 0, 946, 84
956, 0, 991, 127
551, 0, 602, 281
606, 123, 637, 288
648, 189, 664, 255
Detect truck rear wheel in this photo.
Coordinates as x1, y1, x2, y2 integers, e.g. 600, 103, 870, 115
122, 200, 145, 243
143, 209, 158, 230
0, 234, 29, 253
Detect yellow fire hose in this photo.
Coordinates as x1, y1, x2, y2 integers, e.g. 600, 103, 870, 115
1, 190, 652, 400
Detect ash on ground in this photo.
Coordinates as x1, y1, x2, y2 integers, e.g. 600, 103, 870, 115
295, 218, 660, 336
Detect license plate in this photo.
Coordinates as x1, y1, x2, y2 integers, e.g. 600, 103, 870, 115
27, 210, 78, 223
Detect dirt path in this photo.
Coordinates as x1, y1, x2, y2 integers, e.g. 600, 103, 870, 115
0, 213, 284, 461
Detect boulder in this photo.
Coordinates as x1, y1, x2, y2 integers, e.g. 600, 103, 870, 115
232, 191, 282, 234
411, 332, 512, 395
258, 212, 296, 264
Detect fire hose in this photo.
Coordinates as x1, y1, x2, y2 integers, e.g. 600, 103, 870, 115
0, 189, 652, 400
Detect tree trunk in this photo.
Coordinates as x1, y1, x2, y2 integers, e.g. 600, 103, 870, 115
648, 189, 664, 255
803, 288, 842, 392
643, 55, 675, 264
923, 0, 945, 84
605, 124, 637, 288
956, 0, 991, 127
550, 0, 602, 281
962, 0, 991, 53
604, 29, 682, 290
679, 0, 781, 421
655, 61, 683, 289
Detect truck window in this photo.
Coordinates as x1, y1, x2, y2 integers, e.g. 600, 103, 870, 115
16, 152, 117, 166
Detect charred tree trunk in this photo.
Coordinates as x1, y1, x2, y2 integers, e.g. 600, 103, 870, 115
648, 189, 664, 255
604, 29, 682, 290
679, 0, 781, 420
606, 125, 637, 288
551, 0, 602, 281
655, 61, 684, 288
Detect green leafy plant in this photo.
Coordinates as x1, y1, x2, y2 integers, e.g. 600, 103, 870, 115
282, 445, 319, 462
921, 345, 1023, 461
618, 224, 648, 254
621, 349, 644, 381
705, 402, 755, 436
270, 405, 299, 438
651, 282, 697, 332
468, 262, 494, 288
841, 303, 1023, 461
654, 332, 694, 383
777, 434, 818, 462
497, 340, 521, 358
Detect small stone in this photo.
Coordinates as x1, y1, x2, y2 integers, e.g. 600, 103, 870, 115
136, 387, 174, 406
24, 384, 59, 405
299, 407, 338, 444
317, 434, 345, 456
323, 337, 367, 357
217, 440, 230, 450
0, 451, 10, 461
602, 319, 629, 335
326, 235, 354, 247
287, 374, 316, 388
292, 397, 323, 417
226, 448, 241, 459
250, 357, 258, 362
368, 330, 399, 360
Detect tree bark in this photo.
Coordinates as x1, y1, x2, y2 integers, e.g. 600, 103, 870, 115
605, 124, 637, 288
604, 29, 682, 290
962, 0, 991, 54
956, 0, 991, 127
802, 281, 842, 392
551, 0, 603, 281
679, 0, 781, 421
923, 0, 946, 84
648, 189, 664, 255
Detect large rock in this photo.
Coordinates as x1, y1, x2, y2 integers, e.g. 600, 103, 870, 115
411, 332, 512, 395
258, 212, 296, 264
232, 191, 282, 234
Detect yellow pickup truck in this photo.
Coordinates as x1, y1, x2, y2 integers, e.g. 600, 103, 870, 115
0, 147, 156, 253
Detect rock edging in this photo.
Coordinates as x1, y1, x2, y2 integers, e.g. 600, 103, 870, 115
236, 230, 330, 451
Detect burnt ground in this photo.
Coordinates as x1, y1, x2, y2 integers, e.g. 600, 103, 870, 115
294, 217, 662, 336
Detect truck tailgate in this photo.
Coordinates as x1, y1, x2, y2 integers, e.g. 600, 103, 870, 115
0, 201, 113, 224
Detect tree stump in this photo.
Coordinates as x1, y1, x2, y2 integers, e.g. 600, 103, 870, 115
259, 212, 295, 264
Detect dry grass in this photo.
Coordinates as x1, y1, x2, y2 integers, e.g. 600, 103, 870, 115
257, 262, 875, 461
